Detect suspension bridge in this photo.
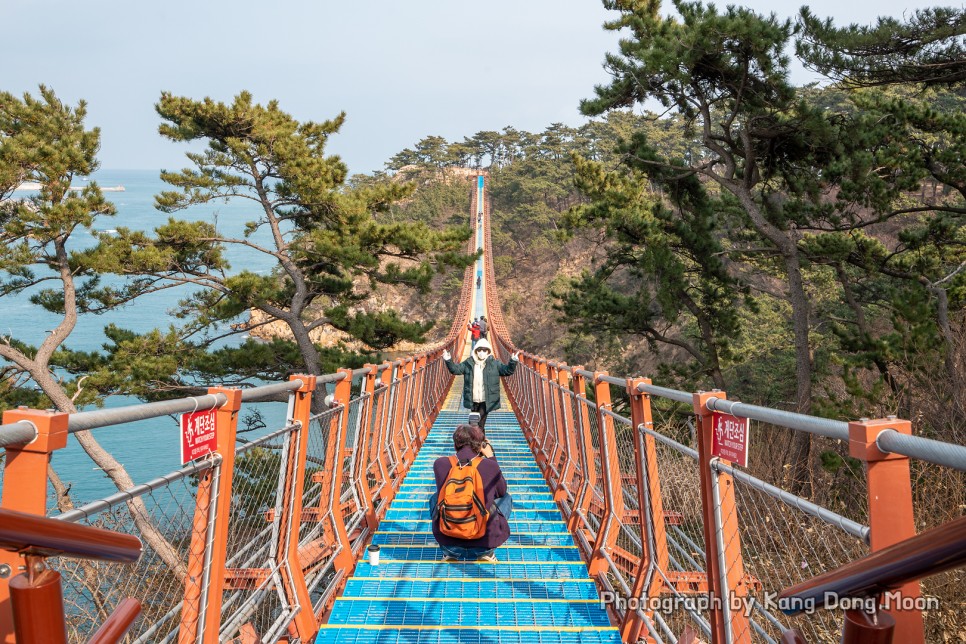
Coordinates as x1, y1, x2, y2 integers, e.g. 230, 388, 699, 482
0, 174, 964, 643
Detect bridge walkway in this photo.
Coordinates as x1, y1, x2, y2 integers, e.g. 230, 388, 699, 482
321, 385, 622, 643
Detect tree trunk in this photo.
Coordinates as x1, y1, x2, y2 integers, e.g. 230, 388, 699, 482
33, 369, 189, 581
783, 249, 814, 497
730, 188, 814, 496
925, 282, 959, 384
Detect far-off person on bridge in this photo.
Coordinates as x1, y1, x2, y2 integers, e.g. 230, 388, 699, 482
443, 338, 518, 431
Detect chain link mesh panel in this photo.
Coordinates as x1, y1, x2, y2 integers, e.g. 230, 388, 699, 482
53, 460, 215, 642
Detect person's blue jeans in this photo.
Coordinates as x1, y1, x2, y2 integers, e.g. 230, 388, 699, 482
439, 544, 495, 560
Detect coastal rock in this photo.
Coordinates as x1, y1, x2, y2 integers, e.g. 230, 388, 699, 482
237, 309, 435, 354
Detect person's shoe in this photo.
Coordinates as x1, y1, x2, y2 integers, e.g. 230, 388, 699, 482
441, 555, 459, 562
477, 553, 497, 563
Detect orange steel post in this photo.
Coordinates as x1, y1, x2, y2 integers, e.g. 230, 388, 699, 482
437, 354, 450, 410
849, 417, 923, 643
589, 373, 623, 578
693, 390, 726, 644
277, 375, 318, 641
0, 408, 68, 644
534, 359, 550, 478
354, 366, 379, 531
382, 363, 404, 483
329, 369, 357, 575
408, 358, 423, 447
178, 387, 242, 644
396, 359, 414, 467
413, 356, 429, 445
621, 377, 671, 643
549, 365, 568, 481
179, 451, 215, 642
533, 360, 550, 469
515, 356, 532, 439
542, 362, 558, 475
387, 361, 407, 476
568, 369, 597, 540
428, 357, 442, 426
554, 368, 578, 504
201, 387, 242, 643
693, 390, 752, 644
371, 363, 394, 511
420, 358, 436, 428
376, 362, 396, 500
397, 360, 417, 473
526, 357, 541, 440
435, 356, 449, 413
519, 356, 537, 440
543, 362, 560, 485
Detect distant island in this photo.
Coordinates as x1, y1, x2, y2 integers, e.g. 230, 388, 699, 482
13, 182, 125, 192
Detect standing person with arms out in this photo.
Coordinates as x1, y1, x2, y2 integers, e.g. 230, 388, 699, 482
443, 338, 518, 431
432, 424, 511, 562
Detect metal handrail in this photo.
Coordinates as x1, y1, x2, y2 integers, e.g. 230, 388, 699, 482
705, 396, 850, 441
0, 378, 318, 448
0, 508, 142, 562
876, 429, 966, 472
639, 383, 692, 404
0, 422, 35, 448
52, 455, 223, 523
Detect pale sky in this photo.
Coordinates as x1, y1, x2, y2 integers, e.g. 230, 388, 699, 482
1, 0, 950, 174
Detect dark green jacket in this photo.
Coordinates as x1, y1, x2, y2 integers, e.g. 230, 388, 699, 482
445, 355, 517, 412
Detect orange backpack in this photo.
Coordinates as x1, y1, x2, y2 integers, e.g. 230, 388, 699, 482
436, 456, 492, 539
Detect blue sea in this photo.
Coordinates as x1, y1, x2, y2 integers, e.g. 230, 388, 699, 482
4, 169, 293, 505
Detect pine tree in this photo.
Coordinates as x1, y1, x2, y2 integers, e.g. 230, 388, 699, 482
0, 85, 187, 578
86, 92, 473, 380
798, 7, 966, 87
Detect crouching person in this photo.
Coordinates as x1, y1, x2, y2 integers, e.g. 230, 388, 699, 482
432, 424, 512, 562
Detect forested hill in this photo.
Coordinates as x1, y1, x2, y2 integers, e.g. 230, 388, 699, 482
366, 80, 965, 480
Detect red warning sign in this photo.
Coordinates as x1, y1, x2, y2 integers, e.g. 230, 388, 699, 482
711, 412, 750, 467
180, 409, 218, 464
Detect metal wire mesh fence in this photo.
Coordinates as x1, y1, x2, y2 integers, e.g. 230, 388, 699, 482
905, 458, 966, 641
365, 386, 388, 515
582, 396, 605, 534
643, 412, 713, 641
53, 457, 217, 643
607, 412, 644, 614
717, 459, 869, 643
218, 423, 299, 642
341, 395, 367, 543
564, 390, 585, 516
303, 406, 342, 610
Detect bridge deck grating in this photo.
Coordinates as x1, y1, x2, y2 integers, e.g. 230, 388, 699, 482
321, 402, 620, 643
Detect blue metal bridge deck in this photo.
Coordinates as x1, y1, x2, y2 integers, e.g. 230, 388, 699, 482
321, 403, 622, 643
